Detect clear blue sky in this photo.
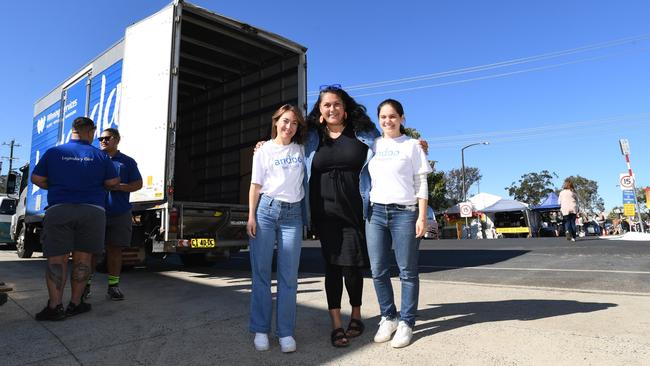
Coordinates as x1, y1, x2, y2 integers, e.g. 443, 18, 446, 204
2, 0, 649, 211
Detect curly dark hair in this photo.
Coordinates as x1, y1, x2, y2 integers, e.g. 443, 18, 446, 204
306, 86, 375, 143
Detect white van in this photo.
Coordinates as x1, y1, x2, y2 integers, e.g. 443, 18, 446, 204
0, 195, 17, 243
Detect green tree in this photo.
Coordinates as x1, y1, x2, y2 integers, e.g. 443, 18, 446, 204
402, 127, 447, 211
635, 187, 649, 219
446, 167, 481, 204
404, 127, 420, 139
506, 170, 558, 206
428, 167, 448, 212
564, 175, 605, 214
608, 206, 623, 219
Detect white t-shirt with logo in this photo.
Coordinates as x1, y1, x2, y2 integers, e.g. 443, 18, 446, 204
368, 135, 432, 205
251, 140, 305, 203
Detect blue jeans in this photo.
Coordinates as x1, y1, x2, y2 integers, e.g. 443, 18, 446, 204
249, 194, 303, 337
563, 213, 577, 239
365, 203, 420, 327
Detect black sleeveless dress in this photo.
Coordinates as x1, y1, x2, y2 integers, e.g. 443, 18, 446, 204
309, 125, 369, 267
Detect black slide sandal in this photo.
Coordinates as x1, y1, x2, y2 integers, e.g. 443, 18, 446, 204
331, 327, 349, 347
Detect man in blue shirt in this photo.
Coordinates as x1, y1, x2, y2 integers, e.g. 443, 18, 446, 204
94, 128, 142, 301
32, 117, 119, 320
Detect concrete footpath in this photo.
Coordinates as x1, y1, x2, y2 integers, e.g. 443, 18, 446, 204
1, 253, 649, 365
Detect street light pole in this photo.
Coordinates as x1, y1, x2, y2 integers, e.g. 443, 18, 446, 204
461, 141, 489, 238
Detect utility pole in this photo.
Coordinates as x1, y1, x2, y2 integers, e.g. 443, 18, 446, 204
2, 139, 21, 174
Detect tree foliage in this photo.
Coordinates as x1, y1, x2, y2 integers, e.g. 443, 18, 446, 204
403, 127, 421, 139
505, 170, 558, 206
636, 187, 648, 210
564, 175, 605, 214
608, 206, 623, 219
401, 127, 447, 211
427, 165, 447, 212
446, 167, 481, 204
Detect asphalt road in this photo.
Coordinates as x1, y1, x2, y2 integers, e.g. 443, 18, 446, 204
217, 236, 650, 294
2, 235, 649, 294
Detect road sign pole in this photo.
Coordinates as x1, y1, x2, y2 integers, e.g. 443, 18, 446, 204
619, 140, 645, 232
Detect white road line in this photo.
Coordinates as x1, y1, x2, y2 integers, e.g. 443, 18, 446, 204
418, 265, 650, 275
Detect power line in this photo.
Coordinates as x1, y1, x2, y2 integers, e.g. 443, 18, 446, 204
307, 32, 650, 97
423, 115, 649, 150
349, 47, 650, 98
423, 113, 650, 143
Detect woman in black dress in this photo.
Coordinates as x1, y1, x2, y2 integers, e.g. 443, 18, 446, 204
304, 86, 379, 347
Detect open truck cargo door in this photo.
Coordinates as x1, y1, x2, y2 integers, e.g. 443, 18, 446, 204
118, 3, 178, 204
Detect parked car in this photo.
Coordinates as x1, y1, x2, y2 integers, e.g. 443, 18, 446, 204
583, 221, 602, 236
423, 207, 439, 239
0, 195, 17, 244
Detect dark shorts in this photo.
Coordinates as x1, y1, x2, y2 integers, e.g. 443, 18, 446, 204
105, 210, 133, 247
41, 204, 106, 257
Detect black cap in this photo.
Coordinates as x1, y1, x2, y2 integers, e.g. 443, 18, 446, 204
72, 117, 96, 131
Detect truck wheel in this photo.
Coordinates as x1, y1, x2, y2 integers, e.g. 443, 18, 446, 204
16, 225, 34, 259
180, 253, 214, 267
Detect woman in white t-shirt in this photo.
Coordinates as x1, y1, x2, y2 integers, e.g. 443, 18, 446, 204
247, 104, 307, 353
366, 99, 432, 348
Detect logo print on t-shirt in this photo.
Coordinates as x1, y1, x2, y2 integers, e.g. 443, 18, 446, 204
274, 154, 303, 169
61, 156, 95, 162
375, 149, 400, 159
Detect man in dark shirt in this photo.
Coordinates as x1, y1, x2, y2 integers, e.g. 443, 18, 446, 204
95, 128, 142, 301
31, 117, 119, 320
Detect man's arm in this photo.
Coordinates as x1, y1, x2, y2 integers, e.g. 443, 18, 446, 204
104, 177, 120, 190
113, 180, 143, 192
31, 174, 48, 189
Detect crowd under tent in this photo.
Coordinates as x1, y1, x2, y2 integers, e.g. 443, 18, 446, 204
444, 193, 532, 239
482, 199, 532, 238
531, 192, 563, 237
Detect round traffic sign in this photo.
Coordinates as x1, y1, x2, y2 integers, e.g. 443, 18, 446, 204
459, 202, 472, 217
620, 174, 635, 189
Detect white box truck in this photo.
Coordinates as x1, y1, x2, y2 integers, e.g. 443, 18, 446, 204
16, 0, 307, 265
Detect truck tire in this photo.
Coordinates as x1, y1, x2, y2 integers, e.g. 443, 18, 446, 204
180, 253, 214, 267
16, 224, 34, 259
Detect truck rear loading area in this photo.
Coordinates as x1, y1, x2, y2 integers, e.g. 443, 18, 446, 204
19, 1, 307, 265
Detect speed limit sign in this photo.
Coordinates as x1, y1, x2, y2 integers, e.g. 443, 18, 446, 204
619, 173, 635, 190
459, 202, 473, 218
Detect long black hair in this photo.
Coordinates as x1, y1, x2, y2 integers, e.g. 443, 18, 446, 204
306, 86, 374, 143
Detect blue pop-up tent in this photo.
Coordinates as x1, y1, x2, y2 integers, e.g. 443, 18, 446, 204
532, 192, 560, 211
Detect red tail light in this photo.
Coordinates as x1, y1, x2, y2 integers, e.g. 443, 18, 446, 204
169, 207, 178, 233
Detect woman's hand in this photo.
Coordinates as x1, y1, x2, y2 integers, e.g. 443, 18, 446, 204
418, 139, 429, 154
415, 216, 427, 238
247, 217, 257, 238
254, 140, 266, 152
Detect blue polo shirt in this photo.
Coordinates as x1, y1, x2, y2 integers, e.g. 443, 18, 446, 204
33, 140, 119, 208
106, 151, 142, 216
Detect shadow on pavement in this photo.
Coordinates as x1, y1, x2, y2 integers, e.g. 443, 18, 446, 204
411, 299, 617, 344
0, 249, 621, 365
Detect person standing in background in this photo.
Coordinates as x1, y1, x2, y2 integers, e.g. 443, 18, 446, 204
559, 179, 579, 242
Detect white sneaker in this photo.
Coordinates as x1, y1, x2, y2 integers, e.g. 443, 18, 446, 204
254, 333, 269, 351
391, 321, 413, 348
279, 336, 296, 353
374, 316, 399, 343
571, 238, 576, 242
